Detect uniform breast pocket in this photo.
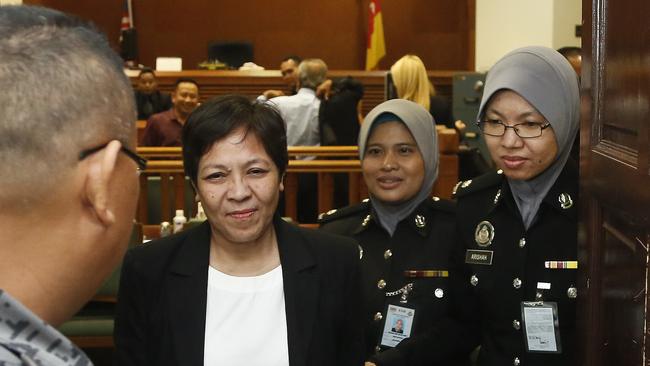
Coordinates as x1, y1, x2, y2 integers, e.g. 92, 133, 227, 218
545, 269, 578, 303
410, 277, 449, 304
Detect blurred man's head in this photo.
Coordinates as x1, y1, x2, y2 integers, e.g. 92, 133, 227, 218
172, 77, 200, 120
0, 5, 140, 325
280, 55, 301, 89
137, 67, 158, 94
557, 47, 582, 76
297, 58, 328, 91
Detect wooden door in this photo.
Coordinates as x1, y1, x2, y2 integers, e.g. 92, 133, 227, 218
579, 0, 650, 365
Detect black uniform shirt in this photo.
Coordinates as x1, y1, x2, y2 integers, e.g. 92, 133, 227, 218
454, 161, 578, 366
320, 197, 472, 366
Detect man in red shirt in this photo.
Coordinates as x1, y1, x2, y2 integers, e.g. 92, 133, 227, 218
141, 78, 200, 146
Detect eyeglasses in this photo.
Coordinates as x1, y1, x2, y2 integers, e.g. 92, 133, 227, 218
477, 119, 552, 138
79, 142, 148, 173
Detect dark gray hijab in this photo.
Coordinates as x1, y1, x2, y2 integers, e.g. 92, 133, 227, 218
478, 46, 580, 229
359, 99, 438, 236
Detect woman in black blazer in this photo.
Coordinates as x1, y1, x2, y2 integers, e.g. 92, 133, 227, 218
114, 95, 364, 366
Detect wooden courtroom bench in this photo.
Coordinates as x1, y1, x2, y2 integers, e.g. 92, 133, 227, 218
129, 70, 458, 116
136, 128, 459, 226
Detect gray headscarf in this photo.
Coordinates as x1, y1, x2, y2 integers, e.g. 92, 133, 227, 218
359, 99, 439, 236
477, 46, 580, 229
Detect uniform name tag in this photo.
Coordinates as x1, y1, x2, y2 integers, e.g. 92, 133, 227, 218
521, 301, 562, 354
380, 304, 415, 348
465, 249, 493, 265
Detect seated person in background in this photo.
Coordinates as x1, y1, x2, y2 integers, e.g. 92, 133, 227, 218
0, 5, 141, 365
390, 54, 454, 128
261, 55, 302, 99
140, 77, 199, 146
114, 95, 364, 366
320, 99, 474, 366
134, 67, 172, 120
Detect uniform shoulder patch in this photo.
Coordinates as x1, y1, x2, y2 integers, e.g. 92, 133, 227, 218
317, 201, 370, 224
453, 170, 504, 198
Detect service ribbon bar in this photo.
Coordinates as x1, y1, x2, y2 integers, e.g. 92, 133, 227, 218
403, 270, 449, 278
544, 261, 578, 269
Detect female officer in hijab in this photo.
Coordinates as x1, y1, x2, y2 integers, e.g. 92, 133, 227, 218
453, 46, 580, 366
320, 99, 472, 366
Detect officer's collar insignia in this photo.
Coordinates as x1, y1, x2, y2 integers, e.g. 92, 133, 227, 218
452, 181, 462, 196
362, 214, 372, 227
358, 245, 364, 260
461, 179, 473, 188
474, 220, 495, 247
493, 189, 502, 205
558, 193, 573, 209
414, 214, 426, 228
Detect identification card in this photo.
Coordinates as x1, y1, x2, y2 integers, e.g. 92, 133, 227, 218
521, 301, 562, 353
380, 304, 415, 348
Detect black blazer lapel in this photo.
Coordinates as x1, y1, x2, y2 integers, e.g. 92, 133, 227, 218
167, 222, 211, 366
276, 217, 319, 366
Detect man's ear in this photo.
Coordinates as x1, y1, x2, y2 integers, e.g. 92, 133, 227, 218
84, 140, 121, 227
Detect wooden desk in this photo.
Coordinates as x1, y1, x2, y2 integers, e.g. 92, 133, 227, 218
130, 70, 459, 116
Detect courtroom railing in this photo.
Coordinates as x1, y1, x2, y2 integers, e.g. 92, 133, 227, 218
136, 129, 459, 225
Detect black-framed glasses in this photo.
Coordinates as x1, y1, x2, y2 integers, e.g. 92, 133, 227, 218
79, 142, 148, 173
477, 119, 552, 138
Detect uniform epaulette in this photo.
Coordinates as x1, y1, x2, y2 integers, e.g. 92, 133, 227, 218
427, 196, 456, 213
317, 199, 370, 224
453, 169, 505, 198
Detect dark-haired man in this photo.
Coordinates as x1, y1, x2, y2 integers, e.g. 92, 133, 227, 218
0, 5, 141, 365
141, 78, 200, 146
135, 68, 172, 120
261, 55, 302, 99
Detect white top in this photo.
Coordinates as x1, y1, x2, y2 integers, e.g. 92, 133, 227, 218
268, 88, 321, 156
203, 265, 289, 366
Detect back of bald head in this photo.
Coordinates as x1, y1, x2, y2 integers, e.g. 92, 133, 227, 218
297, 58, 328, 90
0, 6, 136, 208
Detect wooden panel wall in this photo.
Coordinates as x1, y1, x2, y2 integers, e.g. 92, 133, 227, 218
25, 0, 474, 71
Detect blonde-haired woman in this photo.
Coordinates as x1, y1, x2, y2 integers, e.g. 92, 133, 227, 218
390, 55, 452, 127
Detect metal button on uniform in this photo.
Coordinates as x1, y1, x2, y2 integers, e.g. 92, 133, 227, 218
513, 278, 522, 289
536, 292, 543, 300
384, 249, 393, 260
513, 319, 521, 330
373, 312, 383, 321
470, 275, 479, 286
567, 286, 578, 299
377, 279, 387, 290
519, 238, 526, 248
375, 345, 381, 353
513, 357, 521, 366
434, 288, 444, 298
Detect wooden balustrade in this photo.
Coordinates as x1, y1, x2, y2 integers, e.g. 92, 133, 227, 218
136, 131, 459, 225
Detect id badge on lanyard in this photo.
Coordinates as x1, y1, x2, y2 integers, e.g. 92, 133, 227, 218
521, 301, 562, 353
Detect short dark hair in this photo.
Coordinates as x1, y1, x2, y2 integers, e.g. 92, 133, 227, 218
0, 5, 135, 205
282, 55, 302, 65
557, 47, 581, 59
174, 77, 199, 90
138, 67, 155, 78
182, 95, 288, 183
